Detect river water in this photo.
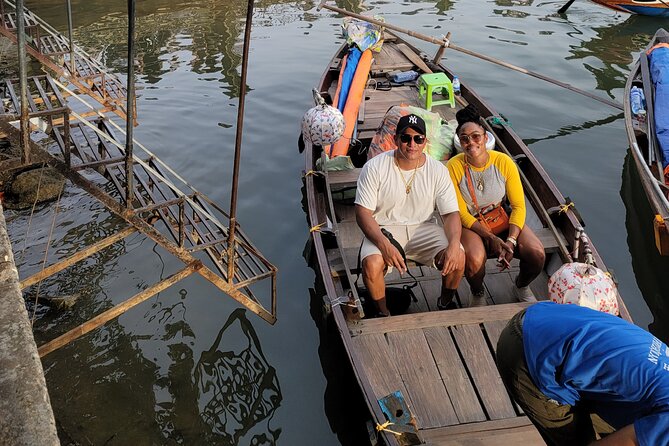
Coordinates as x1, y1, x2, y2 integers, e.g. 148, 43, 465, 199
5, 0, 669, 444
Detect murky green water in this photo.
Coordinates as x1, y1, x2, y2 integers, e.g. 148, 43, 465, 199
5, 0, 669, 444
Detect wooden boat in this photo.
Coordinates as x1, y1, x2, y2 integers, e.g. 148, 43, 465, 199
303, 31, 631, 445
592, 0, 669, 16
624, 28, 669, 256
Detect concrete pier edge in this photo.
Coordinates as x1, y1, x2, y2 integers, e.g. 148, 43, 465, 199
0, 201, 59, 445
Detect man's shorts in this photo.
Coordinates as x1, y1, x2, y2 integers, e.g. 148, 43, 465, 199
360, 221, 451, 268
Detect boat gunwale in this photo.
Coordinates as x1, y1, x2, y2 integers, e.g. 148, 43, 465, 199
623, 32, 669, 223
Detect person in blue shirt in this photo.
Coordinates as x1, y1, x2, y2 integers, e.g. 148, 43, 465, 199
496, 302, 669, 446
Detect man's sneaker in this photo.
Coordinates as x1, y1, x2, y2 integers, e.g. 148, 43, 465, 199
437, 296, 458, 310
513, 284, 537, 303
469, 289, 487, 307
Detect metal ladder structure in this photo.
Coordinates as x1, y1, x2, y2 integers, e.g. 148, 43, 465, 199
0, 0, 277, 358
0, 0, 131, 120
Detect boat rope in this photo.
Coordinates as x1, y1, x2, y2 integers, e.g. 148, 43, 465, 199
31, 188, 63, 326
331, 293, 359, 308
310, 222, 326, 233
376, 421, 403, 436
558, 202, 574, 214
486, 115, 511, 129
19, 162, 46, 263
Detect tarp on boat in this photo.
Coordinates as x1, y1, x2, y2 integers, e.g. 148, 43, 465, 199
648, 43, 669, 169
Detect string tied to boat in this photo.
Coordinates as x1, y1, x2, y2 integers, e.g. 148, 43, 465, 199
558, 202, 575, 215
486, 115, 511, 129
310, 223, 326, 233
375, 421, 403, 436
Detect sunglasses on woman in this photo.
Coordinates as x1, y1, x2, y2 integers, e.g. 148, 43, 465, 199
459, 132, 484, 144
399, 133, 426, 145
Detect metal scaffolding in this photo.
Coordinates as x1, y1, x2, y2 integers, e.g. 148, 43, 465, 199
0, 0, 277, 357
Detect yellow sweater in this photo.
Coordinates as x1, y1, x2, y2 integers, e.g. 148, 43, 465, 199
446, 151, 526, 229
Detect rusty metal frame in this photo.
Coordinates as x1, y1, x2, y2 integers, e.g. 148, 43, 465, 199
0, 0, 130, 120
2, 0, 277, 359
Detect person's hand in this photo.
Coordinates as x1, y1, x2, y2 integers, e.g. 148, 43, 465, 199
379, 239, 407, 274
439, 243, 465, 276
496, 241, 514, 271
486, 234, 506, 257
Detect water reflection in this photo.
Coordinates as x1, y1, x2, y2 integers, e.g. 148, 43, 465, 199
566, 14, 667, 97
195, 309, 282, 445
621, 152, 669, 343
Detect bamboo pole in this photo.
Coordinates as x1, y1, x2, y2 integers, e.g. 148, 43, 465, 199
316, 1, 623, 111
38, 263, 200, 357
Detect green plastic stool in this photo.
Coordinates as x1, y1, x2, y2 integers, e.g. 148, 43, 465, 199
417, 72, 455, 110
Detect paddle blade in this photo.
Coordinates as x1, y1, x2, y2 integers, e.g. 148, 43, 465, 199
558, 0, 577, 13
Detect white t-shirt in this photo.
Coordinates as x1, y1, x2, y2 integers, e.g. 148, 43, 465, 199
355, 151, 459, 226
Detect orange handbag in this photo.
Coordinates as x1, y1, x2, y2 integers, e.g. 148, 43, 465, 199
464, 165, 510, 235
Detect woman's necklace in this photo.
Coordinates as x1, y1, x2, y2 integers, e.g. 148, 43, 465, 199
474, 169, 485, 192
395, 156, 419, 194
467, 153, 489, 192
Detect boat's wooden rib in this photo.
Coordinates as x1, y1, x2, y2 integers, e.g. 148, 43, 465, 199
624, 28, 669, 256
305, 31, 630, 445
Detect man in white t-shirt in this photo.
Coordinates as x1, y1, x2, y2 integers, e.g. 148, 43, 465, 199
355, 114, 465, 316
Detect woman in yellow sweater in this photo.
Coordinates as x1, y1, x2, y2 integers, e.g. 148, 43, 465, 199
447, 106, 545, 307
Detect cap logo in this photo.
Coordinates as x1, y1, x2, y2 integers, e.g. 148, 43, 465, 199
409, 115, 418, 124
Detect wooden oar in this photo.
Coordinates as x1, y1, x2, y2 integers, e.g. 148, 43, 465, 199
558, 0, 578, 14
317, 1, 623, 111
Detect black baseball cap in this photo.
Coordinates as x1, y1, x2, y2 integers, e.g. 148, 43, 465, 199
396, 113, 426, 136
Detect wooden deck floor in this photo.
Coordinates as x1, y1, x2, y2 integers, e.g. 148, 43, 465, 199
349, 305, 544, 445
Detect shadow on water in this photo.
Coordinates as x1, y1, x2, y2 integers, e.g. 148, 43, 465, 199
195, 309, 282, 445
621, 152, 669, 343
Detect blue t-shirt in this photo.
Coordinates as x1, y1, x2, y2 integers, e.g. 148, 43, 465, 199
523, 302, 669, 446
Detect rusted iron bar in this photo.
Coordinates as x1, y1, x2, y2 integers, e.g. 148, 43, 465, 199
226, 0, 255, 281
178, 198, 185, 248
20, 226, 137, 289
65, 0, 74, 77
187, 237, 228, 253
63, 108, 71, 165
38, 263, 200, 357
124, 0, 136, 209
133, 194, 194, 215
15, 0, 30, 164
5, 106, 69, 120
72, 156, 130, 171
197, 266, 275, 324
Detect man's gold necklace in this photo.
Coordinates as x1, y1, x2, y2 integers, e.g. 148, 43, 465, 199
395, 156, 420, 194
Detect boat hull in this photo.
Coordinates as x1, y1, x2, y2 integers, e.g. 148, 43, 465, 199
623, 28, 669, 255
304, 32, 631, 445
592, 0, 669, 16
